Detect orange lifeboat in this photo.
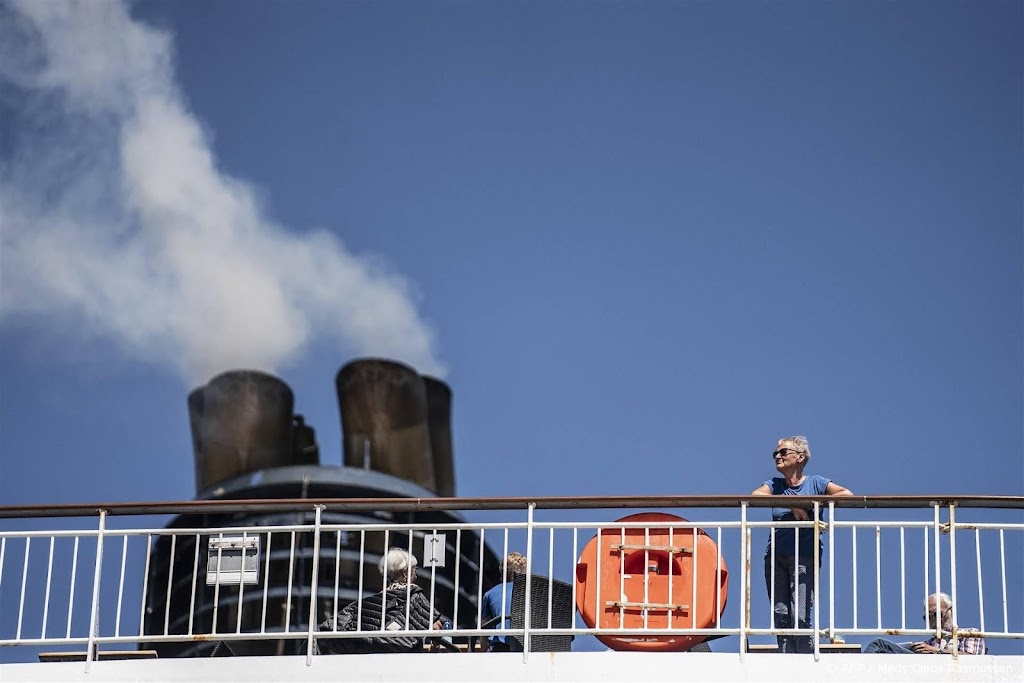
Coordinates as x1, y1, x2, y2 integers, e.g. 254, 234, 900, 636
574, 512, 728, 652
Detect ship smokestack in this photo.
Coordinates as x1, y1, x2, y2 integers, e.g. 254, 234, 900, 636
188, 370, 318, 494
423, 376, 456, 497
335, 358, 436, 491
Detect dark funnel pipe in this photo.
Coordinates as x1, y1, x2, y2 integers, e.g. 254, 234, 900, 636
188, 370, 296, 494
423, 376, 455, 497
335, 358, 436, 491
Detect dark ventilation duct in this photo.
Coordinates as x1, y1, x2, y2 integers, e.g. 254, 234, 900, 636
291, 414, 319, 466
423, 376, 456, 497
188, 370, 319, 494
335, 358, 436, 492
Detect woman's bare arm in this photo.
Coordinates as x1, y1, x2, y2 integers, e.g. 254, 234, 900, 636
826, 482, 853, 496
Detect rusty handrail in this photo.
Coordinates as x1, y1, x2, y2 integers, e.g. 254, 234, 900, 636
1, 494, 1021, 518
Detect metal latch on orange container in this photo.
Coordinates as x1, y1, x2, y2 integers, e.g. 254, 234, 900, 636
610, 543, 693, 553
607, 600, 690, 611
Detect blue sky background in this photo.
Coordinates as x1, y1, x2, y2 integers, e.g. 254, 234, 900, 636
1, 0, 1021, 658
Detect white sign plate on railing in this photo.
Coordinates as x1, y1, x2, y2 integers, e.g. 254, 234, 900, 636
206, 535, 260, 585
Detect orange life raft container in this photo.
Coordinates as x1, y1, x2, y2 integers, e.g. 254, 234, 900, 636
574, 512, 728, 652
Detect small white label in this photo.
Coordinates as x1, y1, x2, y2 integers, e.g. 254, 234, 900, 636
423, 534, 446, 567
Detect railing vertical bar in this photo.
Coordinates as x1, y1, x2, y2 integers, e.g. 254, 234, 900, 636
923, 526, 929, 626
376, 529, 389, 633
999, 529, 1007, 633
333, 530, 342, 627
667, 525, 674, 630
524, 502, 535, 662
933, 504, 941, 641
571, 526, 579, 632
17, 536, 30, 640
595, 524, 602, 638
0, 537, 6, 596
114, 535, 127, 637
875, 525, 882, 628
974, 527, 984, 633
41, 536, 55, 638
260, 531, 272, 634
548, 527, 555, 630
692, 524, 698, 630
813, 502, 820, 661
948, 504, 959, 658
476, 527, 484, 635
285, 530, 297, 632
237, 531, 248, 634
188, 533, 199, 636
828, 501, 835, 641
306, 506, 323, 665
84, 510, 107, 672
794, 520, 800, 639
165, 534, 177, 636
851, 526, 858, 629
137, 534, 151, 638
739, 502, 748, 663
617, 525, 625, 629
427, 528, 437, 632
67, 537, 79, 639
769, 527, 776, 632
211, 533, 222, 635
899, 527, 906, 631
358, 529, 368, 632
500, 527, 509, 635
715, 527, 722, 629
642, 524, 650, 630
404, 530, 414, 630
453, 528, 462, 630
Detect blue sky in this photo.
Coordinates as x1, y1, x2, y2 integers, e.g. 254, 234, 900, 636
1, 0, 1022, 657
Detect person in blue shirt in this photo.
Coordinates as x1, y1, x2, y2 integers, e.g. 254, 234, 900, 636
480, 552, 528, 651
752, 436, 853, 653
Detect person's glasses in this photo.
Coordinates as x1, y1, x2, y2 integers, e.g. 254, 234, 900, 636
772, 448, 798, 459
924, 608, 950, 620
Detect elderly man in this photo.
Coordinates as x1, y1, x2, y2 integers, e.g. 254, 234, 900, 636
863, 592, 986, 655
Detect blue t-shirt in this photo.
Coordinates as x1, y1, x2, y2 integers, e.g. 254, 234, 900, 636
480, 581, 514, 646
764, 474, 831, 557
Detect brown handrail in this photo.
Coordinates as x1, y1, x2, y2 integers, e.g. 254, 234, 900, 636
1, 494, 1021, 518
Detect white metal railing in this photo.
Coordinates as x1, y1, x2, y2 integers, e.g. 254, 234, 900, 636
0, 496, 1021, 668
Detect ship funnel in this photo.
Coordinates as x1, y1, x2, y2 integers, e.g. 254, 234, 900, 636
335, 358, 438, 491
423, 376, 456, 497
188, 370, 318, 494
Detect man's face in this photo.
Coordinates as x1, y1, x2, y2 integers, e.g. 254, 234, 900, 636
925, 597, 951, 630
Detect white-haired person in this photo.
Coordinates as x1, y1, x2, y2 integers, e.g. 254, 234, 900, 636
316, 547, 445, 654
752, 435, 853, 653
480, 552, 528, 651
863, 592, 986, 654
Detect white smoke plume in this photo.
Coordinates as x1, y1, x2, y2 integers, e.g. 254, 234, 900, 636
0, 0, 445, 382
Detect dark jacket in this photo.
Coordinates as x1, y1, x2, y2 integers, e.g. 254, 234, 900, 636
315, 584, 442, 654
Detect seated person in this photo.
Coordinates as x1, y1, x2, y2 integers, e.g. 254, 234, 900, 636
315, 547, 446, 654
480, 552, 527, 651
863, 592, 986, 655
